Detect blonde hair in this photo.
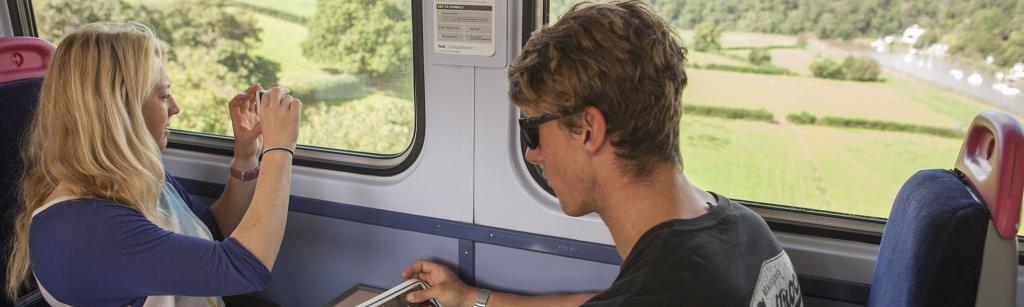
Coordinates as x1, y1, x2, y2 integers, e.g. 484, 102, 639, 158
6, 22, 169, 298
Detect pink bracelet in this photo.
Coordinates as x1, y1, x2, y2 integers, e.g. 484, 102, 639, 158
230, 166, 259, 181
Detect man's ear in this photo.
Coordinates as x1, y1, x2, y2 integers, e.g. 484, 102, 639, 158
580, 106, 607, 153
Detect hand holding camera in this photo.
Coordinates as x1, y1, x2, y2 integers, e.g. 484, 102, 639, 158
228, 84, 263, 162
257, 86, 302, 154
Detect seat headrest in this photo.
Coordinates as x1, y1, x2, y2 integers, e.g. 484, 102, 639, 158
0, 37, 55, 84
954, 111, 1024, 239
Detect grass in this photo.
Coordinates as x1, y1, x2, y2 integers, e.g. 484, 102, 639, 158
251, 13, 331, 86
243, 9, 414, 154
681, 117, 830, 207
681, 116, 962, 218
723, 49, 750, 60
678, 30, 797, 49
674, 32, 1012, 222
299, 93, 414, 154
769, 48, 819, 76
687, 51, 750, 67
799, 126, 961, 217
885, 75, 992, 125
683, 69, 965, 127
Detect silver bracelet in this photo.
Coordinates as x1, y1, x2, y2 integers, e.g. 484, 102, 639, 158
259, 146, 294, 161
473, 288, 492, 307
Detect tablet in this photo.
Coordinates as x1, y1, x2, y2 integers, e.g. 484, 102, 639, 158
354, 279, 440, 307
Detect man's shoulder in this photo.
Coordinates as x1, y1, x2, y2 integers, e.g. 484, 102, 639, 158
583, 195, 800, 306
641, 196, 776, 248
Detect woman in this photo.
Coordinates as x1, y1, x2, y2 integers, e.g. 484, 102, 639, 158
5, 22, 301, 306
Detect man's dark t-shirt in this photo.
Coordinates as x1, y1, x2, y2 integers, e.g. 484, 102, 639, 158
582, 194, 802, 307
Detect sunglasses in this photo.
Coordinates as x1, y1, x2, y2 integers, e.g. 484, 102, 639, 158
519, 112, 573, 149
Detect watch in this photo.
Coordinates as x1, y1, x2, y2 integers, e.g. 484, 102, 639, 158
473, 288, 492, 307
230, 167, 260, 181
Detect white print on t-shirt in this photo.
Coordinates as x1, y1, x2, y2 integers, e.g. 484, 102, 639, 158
750, 251, 803, 307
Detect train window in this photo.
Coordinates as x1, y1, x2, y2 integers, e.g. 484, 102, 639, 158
33, 0, 418, 157
542, 1, 1024, 231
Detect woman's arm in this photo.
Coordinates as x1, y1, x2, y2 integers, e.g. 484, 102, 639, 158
209, 85, 262, 236
209, 156, 259, 236
227, 86, 301, 270
30, 200, 272, 304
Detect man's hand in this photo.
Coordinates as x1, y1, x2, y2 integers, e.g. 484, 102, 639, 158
228, 84, 263, 163
402, 260, 478, 307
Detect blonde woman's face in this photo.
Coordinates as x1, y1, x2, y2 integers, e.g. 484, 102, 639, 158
142, 67, 179, 150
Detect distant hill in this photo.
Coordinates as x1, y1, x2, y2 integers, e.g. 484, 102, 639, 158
550, 0, 1024, 67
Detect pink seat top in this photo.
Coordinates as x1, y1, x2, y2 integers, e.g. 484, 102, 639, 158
0, 37, 54, 84
955, 111, 1024, 239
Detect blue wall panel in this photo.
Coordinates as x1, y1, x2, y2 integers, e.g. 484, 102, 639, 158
474, 243, 619, 295
254, 212, 461, 307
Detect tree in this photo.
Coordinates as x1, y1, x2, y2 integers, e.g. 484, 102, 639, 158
996, 31, 1024, 67
912, 30, 940, 49
33, 0, 280, 135
814, 13, 838, 39
34, 0, 155, 42
842, 56, 881, 81
692, 22, 722, 52
810, 58, 844, 80
748, 48, 773, 65
303, 0, 412, 80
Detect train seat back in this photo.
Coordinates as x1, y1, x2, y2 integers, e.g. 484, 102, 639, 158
869, 111, 1024, 307
0, 36, 55, 306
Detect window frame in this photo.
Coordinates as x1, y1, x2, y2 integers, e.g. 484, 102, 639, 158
521, 0, 1024, 255
8, 0, 36, 36
26, 0, 427, 176
521, 0, 888, 236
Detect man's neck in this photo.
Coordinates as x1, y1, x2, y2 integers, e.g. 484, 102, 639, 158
595, 167, 712, 260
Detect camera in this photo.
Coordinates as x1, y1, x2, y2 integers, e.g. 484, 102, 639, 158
256, 89, 269, 105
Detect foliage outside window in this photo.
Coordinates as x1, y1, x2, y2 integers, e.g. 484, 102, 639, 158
548, 0, 1024, 234
35, 0, 416, 155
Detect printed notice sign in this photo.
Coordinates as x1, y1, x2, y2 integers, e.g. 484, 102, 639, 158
434, 0, 496, 56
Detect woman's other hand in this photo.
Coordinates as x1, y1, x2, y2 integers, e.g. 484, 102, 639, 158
228, 84, 263, 162
259, 86, 301, 151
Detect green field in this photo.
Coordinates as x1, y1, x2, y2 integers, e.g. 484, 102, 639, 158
681, 116, 962, 217
677, 32, 1021, 224
236, 0, 317, 18
300, 93, 414, 154
684, 69, 967, 127
251, 13, 330, 86
678, 30, 796, 48
244, 6, 414, 155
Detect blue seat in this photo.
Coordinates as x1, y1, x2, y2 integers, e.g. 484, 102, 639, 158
869, 111, 1024, 307
0, 36, 55, 307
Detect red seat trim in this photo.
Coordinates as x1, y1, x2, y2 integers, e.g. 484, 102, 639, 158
955, 111, 1024, 239
0, 37, 54, 84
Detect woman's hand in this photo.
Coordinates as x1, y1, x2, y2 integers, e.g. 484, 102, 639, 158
258, 86, 301, 151
229, 84, 263, 162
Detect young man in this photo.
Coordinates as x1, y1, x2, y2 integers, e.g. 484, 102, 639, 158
403, 1, 802, 306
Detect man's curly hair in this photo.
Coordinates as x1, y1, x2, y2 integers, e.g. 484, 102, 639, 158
509, 0, 689, 178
